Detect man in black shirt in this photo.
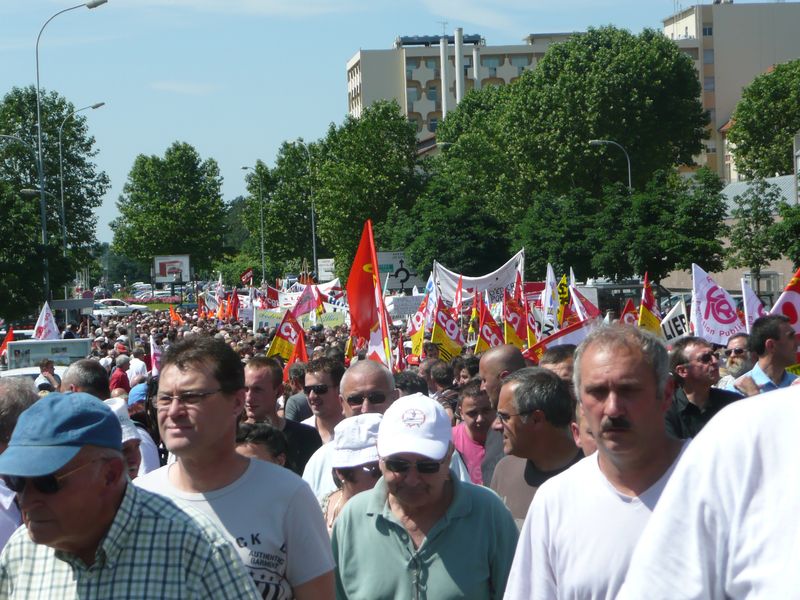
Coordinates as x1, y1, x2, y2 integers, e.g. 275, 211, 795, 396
666, 336, 741, 439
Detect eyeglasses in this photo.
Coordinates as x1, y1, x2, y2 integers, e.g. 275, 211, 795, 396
692, 351, 717, 364
724, 347, 746, 357
304, 384, 329, 396
152, 389, 221, 410
496, 410, 533, 424
383, 457, 445, 474
3, 459, 105, 495
340, 463, 382, 479
345, 391, 386, 407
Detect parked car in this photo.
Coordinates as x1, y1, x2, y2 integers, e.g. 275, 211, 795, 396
0, 365, 68, 381
95, 298, 149, 315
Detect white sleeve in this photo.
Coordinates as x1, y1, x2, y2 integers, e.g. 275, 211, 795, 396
137, 429, 162, 476
283, 481, 335, 586
504, 491, 557, 600
450, 451, 473, 483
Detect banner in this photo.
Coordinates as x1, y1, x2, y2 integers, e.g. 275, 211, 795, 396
267, 311, 304, 361
660, 299, 690, 343
34, 302, 59, 340
524, 319, 594, 364
769, 266, 800, 333
570, 285, 601, 322
432, 249, 524, 304
638, 272, 663, 337
240, 267, 254, 286
741, 279, 767, 333
690, 264, 745, 345
431, 298, 465, 361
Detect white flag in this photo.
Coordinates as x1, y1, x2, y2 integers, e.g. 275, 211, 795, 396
150, 333, 162, 377
660, 299, 690, 343
690, 264, 745, 345
541, 263, 560, 337
741, 279, 767, 333
33, 302, 59, 340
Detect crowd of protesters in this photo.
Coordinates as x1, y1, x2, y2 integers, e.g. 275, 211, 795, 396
0, 303, 797, 598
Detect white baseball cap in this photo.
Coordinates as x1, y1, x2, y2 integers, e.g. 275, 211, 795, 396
331, 414, 382, 469
377, 393, 451, 461
103, 397, 140, 444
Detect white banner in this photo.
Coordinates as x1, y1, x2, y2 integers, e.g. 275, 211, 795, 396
432, 249, 524, 305
741, 279, 767, 333
34, 302, 59, 340
660, 299, 690, 343
690, 264, 745, 345
540, 263, 560, 337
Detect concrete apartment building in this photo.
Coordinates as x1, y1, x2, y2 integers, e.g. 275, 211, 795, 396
663, 0, 800, 182
346, 31, 574, 141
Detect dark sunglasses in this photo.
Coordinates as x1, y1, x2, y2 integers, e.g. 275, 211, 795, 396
383, 457, 444, 474
3, 459, 103, 495
345, 391, 386, 407
724, 347, 746, 357
304, 384, 329, 395
693, 351, 717, 364
340, 463, 382, 479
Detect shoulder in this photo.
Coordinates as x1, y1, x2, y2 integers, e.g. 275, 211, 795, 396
134, 464, 171, 493
535, 453, 598, 499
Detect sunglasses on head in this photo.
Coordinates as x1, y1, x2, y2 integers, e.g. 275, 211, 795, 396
345, 391, 386, 407
3, 459, 104, 495
304, 384, 329, 395
383, 457, 444, 474
724, 347, 746, 357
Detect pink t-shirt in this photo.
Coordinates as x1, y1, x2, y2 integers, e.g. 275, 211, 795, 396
452, 423, 486, 485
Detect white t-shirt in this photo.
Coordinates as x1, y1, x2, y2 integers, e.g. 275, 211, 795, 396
619, 387, 800, 600
128, 357, 148, 381
504, 442, 688, 600
136, 427, 161, 477
136, 458, 333, 599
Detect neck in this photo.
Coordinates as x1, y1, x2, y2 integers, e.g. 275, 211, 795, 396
173, 449, 250, 493
597, 435, 683, 497
315, 413, 343, 443
249, 411, 284, 430
388, 479, 454, 522
681, 383, 710, 409
526, 429, 579, 471
758, 356, 786, 385
465, 424, 488, 445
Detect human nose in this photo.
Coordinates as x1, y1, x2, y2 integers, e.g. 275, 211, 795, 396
604, 392, 624, 418
491, 414, 503, 432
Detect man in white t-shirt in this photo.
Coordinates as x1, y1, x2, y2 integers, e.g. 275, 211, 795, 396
136, 336, 334, 600
504, 324, 687, 600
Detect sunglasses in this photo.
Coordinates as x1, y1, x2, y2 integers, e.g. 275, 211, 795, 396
304, 384, 329, 395
724, 347, 746, 357
383, 457, 444, 474
3, 459, 104, 495
340, 463, 382, 479
693, 351, 717, 364
345, 391, 386, 407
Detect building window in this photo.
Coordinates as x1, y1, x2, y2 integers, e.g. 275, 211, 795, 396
462, 57, 471, 77
704, 77, 715, 91
426, 85, 438, 102
482, 56, 500, 77
428, 117, 438, 132
707, 108, 716, 125
510, 55, 530, 75
702, 23, 713, 36
406, 58, 419, 80
407, 87, 419, 103
706, 142, 717, 154
703, 49, 714, 64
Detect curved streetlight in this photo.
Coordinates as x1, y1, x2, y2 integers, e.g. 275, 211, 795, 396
35, 0, 108, 301
59, 102, 104, 268
241, 166, 265, 283
589, 139, 632, 191
297, 141, 317, 279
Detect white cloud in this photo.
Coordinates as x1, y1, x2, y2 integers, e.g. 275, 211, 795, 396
149, 80, 220, 95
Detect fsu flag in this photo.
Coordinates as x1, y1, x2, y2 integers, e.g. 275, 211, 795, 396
267, 311, 304, 361
503, 290, 527, 350
638, 272, 663, 337
770, 266, 800, 333
34, 302, 59, 340
475, 298, 504, 355
431, 298, 465, 361
556, 274, 570, 325
741, 279, 767, 333
619, 299, 638, 326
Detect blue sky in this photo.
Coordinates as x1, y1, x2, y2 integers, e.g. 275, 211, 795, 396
0, 1, 766, 244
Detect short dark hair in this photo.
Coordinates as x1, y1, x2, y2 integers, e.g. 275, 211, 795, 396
246, 356, 283, 390
669, 336, 711, 375
236, 421, 288, 461
749, 315, 791, 356
161, 336, 244, 393
287, 361, 306, 382
62, 359, 111, 400
394, 371, 428, 396
306, 357, 345, 387
502, 367, 574, 428
539, 344, 576, 366
462, 355, 480, 377
430, 360, 453, 388
458, 379, 485, 407
325, 346, 345, 364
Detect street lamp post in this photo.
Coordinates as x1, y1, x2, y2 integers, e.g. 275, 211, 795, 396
35, 0, 108, 301
297, 141, 317, 279
589, 139, 632, 191
241, 166, 266, 283
58, 102, 104, 298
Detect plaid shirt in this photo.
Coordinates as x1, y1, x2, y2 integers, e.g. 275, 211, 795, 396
0, 483, 260, 599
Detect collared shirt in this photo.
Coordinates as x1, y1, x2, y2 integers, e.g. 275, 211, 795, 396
746, 362, 797, 393
665, 387, 742, 439
0, 483, 260, 600
332, 475, 518, 600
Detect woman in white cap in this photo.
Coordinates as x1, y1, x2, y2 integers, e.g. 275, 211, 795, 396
321, 413, 382, 535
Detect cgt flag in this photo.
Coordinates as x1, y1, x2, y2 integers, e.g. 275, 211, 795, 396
267, 310, 304, 361
475, 298, 504, 355
619, 299, 638, 326
431, 298, 465, 361
638, 272, 663, 337
503, 290, 527, 350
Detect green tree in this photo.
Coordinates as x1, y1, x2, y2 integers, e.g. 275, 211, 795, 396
774, 202, 800, 269
728, 59, 800, 178
111, 142, 226, 274
223, 195, 251, 253
0, 86, 109, 315
725, 179, 784, 294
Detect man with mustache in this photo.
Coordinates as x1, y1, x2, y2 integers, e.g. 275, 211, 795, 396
504, 324, 688, 600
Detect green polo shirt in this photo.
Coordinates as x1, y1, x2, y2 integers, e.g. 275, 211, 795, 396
332, 474, 518, 600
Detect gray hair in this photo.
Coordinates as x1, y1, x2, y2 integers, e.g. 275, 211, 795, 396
115, 354, 131, 367
0, 379, 38, 443
501, 367, 574, 428
62, 359, 111, 400
573, 324, 670, 400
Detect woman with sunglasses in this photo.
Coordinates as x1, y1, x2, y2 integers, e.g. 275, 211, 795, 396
321, 413, 382, 535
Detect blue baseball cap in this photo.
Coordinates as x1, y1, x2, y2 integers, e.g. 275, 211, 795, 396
128, 382, 148, 407
0, 392, 122, 477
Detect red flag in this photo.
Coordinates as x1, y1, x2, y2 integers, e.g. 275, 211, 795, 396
514, 270, 524, 303
523, 319, 594, 364
475, 299, 504, 354
393, 335, 407, 373
291, 284, 323, 319
502, 290, 527, 349
169, 305, 184, 326
283, 328, 309, 382
620, 298, 638, 326
451, 275, 463, 319
569, 285, 601, 321
770, 266, 800, 333
0, 327, 14, 358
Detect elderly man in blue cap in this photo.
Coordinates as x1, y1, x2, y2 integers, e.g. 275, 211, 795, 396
0, 392, 259, 599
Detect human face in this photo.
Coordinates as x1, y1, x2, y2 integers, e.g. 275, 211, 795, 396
578, 343, 672, 465
157, 362, 244, 458
121, 439, 142, 480
676, 343, 719, 388
305, 371, 341, 420
340, 368, 397, 417
16, 452, 117, 558
460, 393, 495, 443
771, 323, 799, 367
244, 366, 280, 422
457, 368, 471, 387
479, 356, 504, 409
236, 442, 285, 466
493, 381, 535, 457
724, 336, 750, 372
336, 462, 381, 496
381, 451, 451, 510
570, 403, 597, 455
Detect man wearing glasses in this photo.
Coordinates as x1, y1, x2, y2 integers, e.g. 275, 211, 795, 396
136, 337, 334, 600
664, 336, 742, 439
331, 393, 519, 600
489, 368, 583, 526
0, 392, 260, 598
714, 332, 755, 389
300, 357, 346, 444
729, 315, 798, 395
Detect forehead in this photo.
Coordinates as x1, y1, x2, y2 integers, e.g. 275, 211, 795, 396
158, 362, 217, 388
461, 393, 490, 410
497, 381, 517, 408
684, 342, 712, 357
306, 370, 334, 386
341, 368, 390, 396
245, 365, 275, 386
727, 336, 748, 349
579, 343, 651, 384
